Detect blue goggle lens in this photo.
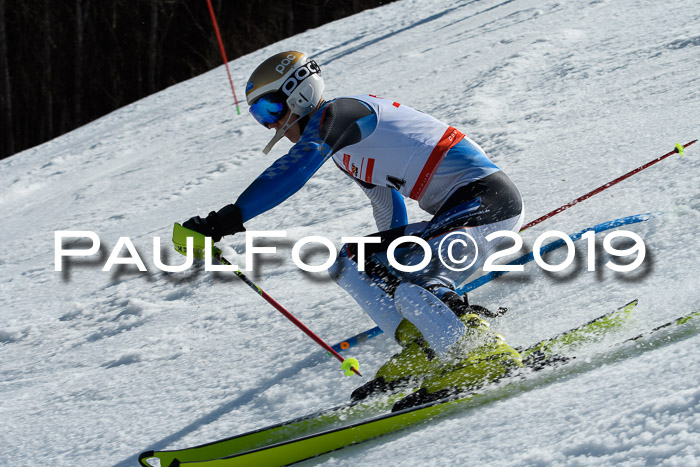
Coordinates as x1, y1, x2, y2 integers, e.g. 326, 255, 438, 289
249, 94, 286, 127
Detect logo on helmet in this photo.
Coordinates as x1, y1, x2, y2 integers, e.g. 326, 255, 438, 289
275, 53, 299, 75
281, 61, 320, 97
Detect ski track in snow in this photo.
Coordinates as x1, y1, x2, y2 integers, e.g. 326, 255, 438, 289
1, 0, 699, 465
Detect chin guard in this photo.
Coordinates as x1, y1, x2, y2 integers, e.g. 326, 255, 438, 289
263, 113, 301, 154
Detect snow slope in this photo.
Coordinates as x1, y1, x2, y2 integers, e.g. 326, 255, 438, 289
1, 0, 699, 465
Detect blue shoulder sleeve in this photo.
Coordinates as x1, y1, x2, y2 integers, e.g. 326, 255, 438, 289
235, 138, 331, 222
234, 98, 381, 224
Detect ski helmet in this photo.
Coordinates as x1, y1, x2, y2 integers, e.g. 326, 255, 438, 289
246, 51, 324, 153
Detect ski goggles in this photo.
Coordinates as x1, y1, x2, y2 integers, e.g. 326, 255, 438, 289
249, 93, 287, 127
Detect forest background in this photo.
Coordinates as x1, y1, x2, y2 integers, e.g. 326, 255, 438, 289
0, 0, 394, 161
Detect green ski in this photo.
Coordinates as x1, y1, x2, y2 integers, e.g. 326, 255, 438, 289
139, 300, 648, 467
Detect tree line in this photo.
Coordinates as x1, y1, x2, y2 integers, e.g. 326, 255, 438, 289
0, 0, 393, 161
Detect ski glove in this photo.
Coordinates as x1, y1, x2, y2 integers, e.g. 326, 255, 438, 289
182, 204, 245, 242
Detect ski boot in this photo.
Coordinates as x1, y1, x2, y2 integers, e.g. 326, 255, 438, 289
351, 319, 436, 401
352, 285, 509, 402
352, 282, 470, 401
392, 312, 523, 412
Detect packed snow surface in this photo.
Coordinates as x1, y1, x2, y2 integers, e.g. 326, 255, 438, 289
1, 0, 699, 465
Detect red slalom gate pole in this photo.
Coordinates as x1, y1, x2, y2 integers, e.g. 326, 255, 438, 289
205, 0, 241, 115
520, 140, 697, 232
213, 250, 362, 377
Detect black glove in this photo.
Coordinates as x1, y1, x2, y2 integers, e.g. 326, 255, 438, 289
182, 204, 245, 242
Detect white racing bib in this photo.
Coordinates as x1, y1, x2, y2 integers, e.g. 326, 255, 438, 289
331, 94, 464, 201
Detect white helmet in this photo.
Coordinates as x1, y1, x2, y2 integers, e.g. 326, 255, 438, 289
246, 51, 324, 153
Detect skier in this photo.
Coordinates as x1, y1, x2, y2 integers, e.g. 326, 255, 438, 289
179, 51, 525, 404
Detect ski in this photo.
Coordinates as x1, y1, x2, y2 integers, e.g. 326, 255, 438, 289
626, 310, 700, 344
138, 393, 402, 467
139, 299, 652, 467
331, 212, 653, 353
521, 298, 639, 360
141, 304, 699, 466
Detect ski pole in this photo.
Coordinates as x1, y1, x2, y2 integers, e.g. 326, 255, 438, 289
214, 250, 361, 376
173, 223, 361, 377
520, 140, 696, 231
